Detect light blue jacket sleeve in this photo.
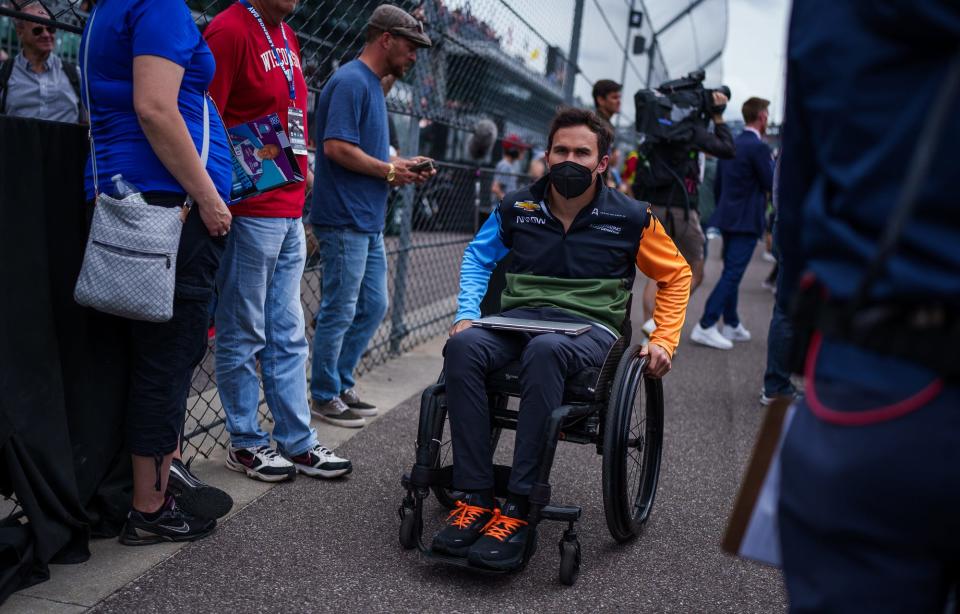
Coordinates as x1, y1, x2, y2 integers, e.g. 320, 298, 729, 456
454, 208, 510, 322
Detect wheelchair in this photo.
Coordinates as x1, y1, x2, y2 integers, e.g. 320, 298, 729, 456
398, 263, 665, 586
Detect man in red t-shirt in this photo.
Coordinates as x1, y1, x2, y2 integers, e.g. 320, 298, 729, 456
205, 0, 351, 483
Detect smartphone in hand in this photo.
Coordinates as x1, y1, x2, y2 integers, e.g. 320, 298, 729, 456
409, 159, 435, 173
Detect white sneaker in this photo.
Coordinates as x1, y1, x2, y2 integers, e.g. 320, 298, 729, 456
721, 323, 752, 342
760, 391, 777, 406
287, 443, 352, 479
690, 324, 734, 350
225, 445, 296, 482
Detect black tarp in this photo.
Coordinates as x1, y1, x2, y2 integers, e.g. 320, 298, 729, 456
0, 115, 133, 603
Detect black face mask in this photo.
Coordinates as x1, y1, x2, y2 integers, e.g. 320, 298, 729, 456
548, 160, 598, 199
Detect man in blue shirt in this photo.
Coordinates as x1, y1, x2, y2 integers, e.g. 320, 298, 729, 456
308, 4, 433, 428
690, 97, 774, 350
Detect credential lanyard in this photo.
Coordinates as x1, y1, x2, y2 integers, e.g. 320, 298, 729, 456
240, 0, 296, 102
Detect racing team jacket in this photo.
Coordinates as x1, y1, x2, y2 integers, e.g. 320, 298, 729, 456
455, 175, 692, 356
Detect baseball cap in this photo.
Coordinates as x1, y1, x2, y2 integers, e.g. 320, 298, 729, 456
368, 4, 432, 48
503, 133, 527, 153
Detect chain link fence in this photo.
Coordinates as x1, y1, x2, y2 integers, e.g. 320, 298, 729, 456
2, 0, 580, 461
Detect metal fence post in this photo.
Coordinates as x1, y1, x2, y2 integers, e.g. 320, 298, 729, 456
388, 117, 421, 355
563, 0, 585, 105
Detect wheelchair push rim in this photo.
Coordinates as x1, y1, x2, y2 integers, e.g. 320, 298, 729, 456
601, 345, 665, 542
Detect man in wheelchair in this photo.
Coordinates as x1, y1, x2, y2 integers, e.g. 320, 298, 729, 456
431, 108, 692, 569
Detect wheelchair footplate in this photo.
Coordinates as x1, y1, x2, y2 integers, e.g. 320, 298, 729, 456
417, 548, 524, 575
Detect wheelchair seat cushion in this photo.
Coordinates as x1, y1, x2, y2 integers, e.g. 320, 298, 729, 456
486, 360, 603, 402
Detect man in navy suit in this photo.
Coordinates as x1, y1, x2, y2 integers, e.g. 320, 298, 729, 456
690, 97, 774, 350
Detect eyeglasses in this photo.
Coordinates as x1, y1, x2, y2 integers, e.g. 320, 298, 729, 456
30, 25, 56, 36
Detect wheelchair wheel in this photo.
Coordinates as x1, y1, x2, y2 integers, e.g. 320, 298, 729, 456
601, 344, 664, 542
558, 533, 581, 586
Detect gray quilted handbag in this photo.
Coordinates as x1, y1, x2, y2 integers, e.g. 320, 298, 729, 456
73, 6, 209, 322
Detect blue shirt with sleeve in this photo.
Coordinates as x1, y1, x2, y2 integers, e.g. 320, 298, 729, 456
309, 60, 390, 232
80, 0, 232, 200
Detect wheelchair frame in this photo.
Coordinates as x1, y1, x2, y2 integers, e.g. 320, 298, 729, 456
398, 333, 665, 586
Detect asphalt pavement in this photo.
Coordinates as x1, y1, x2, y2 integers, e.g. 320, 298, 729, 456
92, 240, 787, 613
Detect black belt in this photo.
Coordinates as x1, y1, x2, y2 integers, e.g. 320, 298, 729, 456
791, 278, 960, 380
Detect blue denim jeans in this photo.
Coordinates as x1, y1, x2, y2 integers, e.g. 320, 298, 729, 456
310, 227, 389, 403
700, 231, 757, 329
215, 217, 316, 456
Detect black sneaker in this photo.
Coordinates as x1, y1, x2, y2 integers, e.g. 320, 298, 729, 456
167, 458, 233, 520
287, 443, 352, 479
120, 496, 216, 546
467, 502, 532, 570
431, 495, 496, 557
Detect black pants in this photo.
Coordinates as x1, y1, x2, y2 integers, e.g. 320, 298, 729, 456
86, 194, 224, 457
443, 307, 614, 495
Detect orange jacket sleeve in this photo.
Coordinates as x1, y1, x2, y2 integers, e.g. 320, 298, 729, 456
635, 210, 692, 356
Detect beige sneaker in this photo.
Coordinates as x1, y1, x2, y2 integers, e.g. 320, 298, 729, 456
310, 397, 366, 428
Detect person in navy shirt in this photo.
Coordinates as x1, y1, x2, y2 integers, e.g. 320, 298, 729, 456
690, 97, 773, 350
776, 1, 960, 611
80, 0, 233, 546
307, 4, 433, 428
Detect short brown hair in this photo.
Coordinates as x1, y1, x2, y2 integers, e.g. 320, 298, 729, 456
592, 79, 622, 106
365, 25, 386, 43
742, 97, 770, 123
547, 107, 613, 158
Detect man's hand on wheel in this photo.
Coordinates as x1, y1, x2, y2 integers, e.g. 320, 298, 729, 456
641, 343, 671, 378
449, 319, 473, 336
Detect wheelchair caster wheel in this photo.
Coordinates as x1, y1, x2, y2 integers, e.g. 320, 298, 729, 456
558, 538, 581, 586
399, 508, 419, 550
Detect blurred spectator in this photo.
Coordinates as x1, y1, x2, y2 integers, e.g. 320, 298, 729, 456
308, 4, 433, 428
689, 97, 773, 350
491, 133, 525, 205
206, 0, 351, 482
760, 155, 792, 405
527, 150, 546, 182
381, 74, 400, 156
606, 148, 627, 193
591, 79, 622, 129
1, 2, 83, 123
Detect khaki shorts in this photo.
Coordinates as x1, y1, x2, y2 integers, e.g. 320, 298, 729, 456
650, 205, 705, 265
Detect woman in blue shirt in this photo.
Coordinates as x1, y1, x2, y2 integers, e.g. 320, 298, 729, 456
80, 0, 233, 545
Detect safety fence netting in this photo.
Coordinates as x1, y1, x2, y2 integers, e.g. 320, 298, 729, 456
2, 0, 579, 460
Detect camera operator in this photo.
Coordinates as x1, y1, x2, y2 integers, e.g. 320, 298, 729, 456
633, 89, 735, 338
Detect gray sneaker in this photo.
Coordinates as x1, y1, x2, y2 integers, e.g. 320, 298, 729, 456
311, 396, 366, 428
340, 388, 378, 417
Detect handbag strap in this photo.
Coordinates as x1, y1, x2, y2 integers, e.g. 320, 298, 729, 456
82, 6, 210, 200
